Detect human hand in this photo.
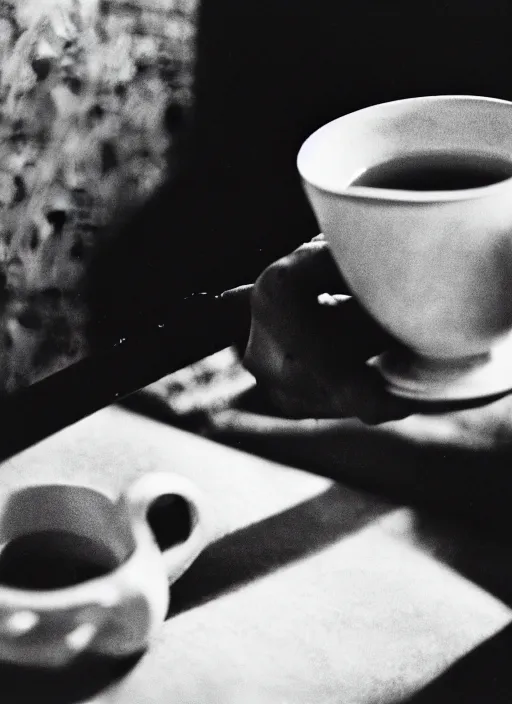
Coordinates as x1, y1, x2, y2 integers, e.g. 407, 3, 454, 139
207, 237, 512, 529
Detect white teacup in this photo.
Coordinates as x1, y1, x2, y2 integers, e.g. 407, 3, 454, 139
297, 95, 512, 401
0, 472, 210, 668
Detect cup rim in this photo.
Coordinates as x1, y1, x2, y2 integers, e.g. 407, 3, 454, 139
297, 94, 512, 203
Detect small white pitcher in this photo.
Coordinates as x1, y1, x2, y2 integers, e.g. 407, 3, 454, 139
0, 472, 211, 668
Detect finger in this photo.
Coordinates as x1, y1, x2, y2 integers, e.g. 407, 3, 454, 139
219, 285, 253, 354
263, 363, 412, 424
249, 244, 395, 365
220, 236, 329, 302
253, 238, 351, 304
220, 238, 354, 349
303, 294, 395, 364
224, 242, 408, 422
220, 284, 253, 303
245, 288, 408, 422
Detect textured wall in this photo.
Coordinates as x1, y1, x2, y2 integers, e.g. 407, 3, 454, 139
0, 0, 199, 393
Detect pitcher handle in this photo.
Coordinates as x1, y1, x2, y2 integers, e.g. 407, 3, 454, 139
124, 472, 210, 583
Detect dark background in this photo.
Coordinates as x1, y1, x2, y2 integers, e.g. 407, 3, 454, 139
90, 2, 512, 344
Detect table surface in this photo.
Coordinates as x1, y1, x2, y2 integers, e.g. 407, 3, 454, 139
2, 404, 512, 704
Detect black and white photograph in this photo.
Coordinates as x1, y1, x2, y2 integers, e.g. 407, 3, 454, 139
0, 1, 511, 702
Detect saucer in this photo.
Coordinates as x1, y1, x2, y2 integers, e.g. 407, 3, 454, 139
369, 332, 512, 402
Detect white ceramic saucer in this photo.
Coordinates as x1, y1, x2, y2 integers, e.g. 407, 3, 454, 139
368, 332, 512, 402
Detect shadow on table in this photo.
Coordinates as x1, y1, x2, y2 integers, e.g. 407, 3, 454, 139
202, 388, 512, 603
169, 482, 392, 616
163, 460, 512, 704
409, 513, 512, 609
0, 483, 391, 703
0, 651, 146, 704
403, 623, 512, 704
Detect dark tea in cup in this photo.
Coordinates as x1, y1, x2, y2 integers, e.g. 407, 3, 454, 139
349, 151, 512, 191
0, 530, 119, 591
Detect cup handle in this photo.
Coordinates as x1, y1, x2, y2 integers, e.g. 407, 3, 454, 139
124, 472, 210, 583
